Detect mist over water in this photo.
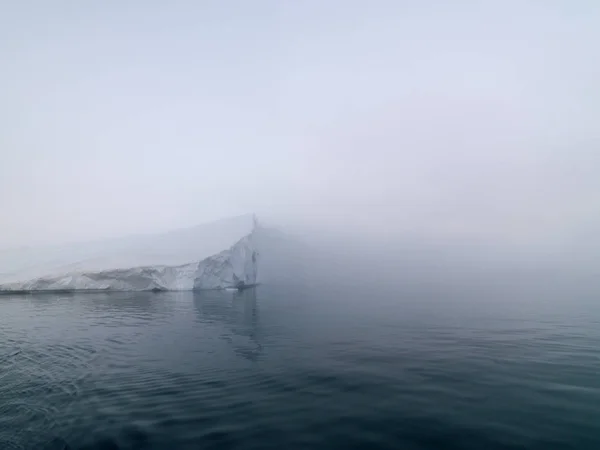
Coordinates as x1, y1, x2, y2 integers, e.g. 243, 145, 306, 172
2, 1, 600, 448
255, 224, 598, 299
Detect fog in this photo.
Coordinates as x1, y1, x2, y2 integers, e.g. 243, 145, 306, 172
2, 1, 599, 277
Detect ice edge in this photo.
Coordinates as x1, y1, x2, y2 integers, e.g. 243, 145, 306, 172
0, 220, 259, 294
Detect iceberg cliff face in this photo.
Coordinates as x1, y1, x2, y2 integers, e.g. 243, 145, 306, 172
194, 235, 258, 290
0, 215, 259, 293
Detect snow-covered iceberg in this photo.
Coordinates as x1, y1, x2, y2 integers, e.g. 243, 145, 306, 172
0, 214, 259, 293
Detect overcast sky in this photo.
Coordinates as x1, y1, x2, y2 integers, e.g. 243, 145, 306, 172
1, 1, 599, 249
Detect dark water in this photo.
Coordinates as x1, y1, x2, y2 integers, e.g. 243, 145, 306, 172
1, 284, 599, 449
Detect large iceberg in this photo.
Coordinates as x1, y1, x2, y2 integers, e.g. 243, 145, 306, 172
0, 214, 259, 293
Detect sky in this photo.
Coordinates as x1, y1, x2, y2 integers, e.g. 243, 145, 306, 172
1, 1, 599, 252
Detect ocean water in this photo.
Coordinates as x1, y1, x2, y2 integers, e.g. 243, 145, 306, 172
0, 284, 599, 449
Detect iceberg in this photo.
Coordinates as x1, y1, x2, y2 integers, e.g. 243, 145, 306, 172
0, 214, 259, 293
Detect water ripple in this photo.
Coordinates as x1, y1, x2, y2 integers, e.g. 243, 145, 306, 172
0, 287, 599, 449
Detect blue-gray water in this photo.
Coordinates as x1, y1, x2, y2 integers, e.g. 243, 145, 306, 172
1, 284, 599, 449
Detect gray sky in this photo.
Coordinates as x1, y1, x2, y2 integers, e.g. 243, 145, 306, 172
1, 1, 599, 250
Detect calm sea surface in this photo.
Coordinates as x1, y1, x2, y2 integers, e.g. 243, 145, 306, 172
0, 284, 599, 449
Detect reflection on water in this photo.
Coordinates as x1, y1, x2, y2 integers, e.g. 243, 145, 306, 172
193, 289, 262, 361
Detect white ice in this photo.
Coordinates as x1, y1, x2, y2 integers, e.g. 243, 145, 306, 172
0, 214, 258, 292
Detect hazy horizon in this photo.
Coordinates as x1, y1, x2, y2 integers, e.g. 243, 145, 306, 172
2, 2, 599, 258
